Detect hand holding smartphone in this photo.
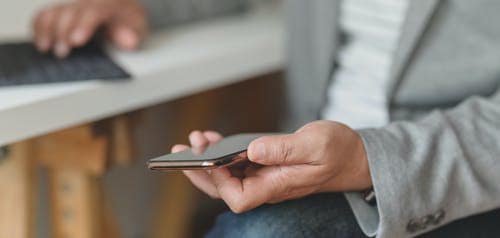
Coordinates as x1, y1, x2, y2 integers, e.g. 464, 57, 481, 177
147, 133, 274, 171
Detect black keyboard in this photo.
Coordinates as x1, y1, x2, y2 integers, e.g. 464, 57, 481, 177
0, 41, 130, 87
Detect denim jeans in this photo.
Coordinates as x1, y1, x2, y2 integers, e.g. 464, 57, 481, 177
206, 193, 500, 238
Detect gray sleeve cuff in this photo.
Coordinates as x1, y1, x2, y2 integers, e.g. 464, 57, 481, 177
344, 128, 409, 238
344, 192, 379, 237
342, 128, 387, 237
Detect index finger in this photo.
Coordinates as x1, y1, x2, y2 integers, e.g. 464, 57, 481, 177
210, 166, 281, 213
33, 7, 60, 52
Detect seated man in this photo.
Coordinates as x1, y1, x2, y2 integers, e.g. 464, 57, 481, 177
33, 0, 500, 237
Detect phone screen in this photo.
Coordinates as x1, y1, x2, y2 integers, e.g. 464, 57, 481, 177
148, 133, 272, 163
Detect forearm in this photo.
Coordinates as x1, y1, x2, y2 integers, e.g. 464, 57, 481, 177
139, 0, 249, 29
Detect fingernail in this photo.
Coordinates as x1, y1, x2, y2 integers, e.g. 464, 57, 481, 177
251, 142, 266, 159
37, 37, 50, 52
70, 29, 86, 45
54, 42, 69, 58
117, 28, 138, 49
189, 131, 202, 147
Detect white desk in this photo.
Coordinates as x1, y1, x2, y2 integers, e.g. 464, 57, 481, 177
0, 10, 284, 147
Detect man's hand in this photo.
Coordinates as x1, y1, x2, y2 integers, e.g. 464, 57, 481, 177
172, 120, 372, 213
32, 0, 148, 58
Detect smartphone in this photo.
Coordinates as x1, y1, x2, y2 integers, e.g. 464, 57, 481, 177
147, 133, 273, 171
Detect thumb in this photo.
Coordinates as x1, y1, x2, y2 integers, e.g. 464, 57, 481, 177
247, 134, 305, 166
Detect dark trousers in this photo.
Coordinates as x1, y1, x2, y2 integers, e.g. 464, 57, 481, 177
206, 193, 500, 238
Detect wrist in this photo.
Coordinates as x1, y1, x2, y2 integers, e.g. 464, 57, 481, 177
350, 131, 373, 190
319, 124, 373, 192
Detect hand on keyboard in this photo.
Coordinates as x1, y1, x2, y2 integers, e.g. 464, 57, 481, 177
32, 0, 148, 58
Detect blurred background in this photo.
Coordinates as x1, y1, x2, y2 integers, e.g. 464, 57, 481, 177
0, 0, 285, 237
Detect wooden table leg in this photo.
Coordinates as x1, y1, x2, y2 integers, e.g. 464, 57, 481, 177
48, 170, 102, 238
0, 142, 36, 238
97, 114, 140, 167
35, 125, 121, 238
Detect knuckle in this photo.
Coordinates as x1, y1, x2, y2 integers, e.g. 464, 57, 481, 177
37, 10, 49, 20
225, 193, 250, 214
297, 120, 322, 132
268, 198, 283, 204
281, 186, 294, 200
207, 192, 220, 199
35, 9, 53, 25
82, 6, 100, 18
271, 169, 289, 195
229, 206, 243, 214
202, 188, 219, 199
317, 131, 332, 151
63, 4, 75, 11
229, 202, 248, 214
55, 5, 68, 15
39, 7, 54, 17
278, 137, 292, 163
212, 179, 225, 194
207, 188, 220, 198
80, 16, 100, 29
61, 7, 77, 19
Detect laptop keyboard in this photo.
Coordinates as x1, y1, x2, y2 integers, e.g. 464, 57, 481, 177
0, 41, 130, 87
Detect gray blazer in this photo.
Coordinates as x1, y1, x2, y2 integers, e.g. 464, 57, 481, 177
145, 0, 500, 237
287, 0, 500, 237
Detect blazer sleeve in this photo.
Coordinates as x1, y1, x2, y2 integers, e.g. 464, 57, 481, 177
345, 88, 500, 238
138, 0, 249, 29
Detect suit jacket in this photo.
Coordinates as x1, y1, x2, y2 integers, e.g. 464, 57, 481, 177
286, 0, 500, 237
145, 0, 500, 237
